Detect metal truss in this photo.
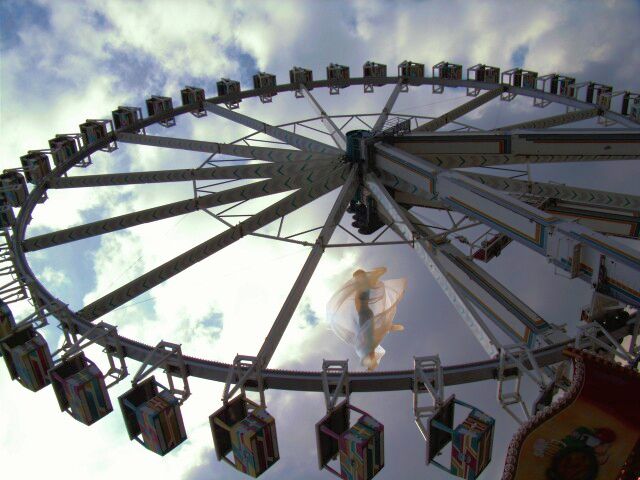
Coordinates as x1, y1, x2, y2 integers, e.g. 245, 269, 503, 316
230, 112, 484, 151
300, 85, 348, 150
373, 142, 640, 309
0, 230, 28, 304
413, 355, 445, 440
223, 354, 266, 406
5, 65, 639, 408
131, 340, 190, 404
255, 166, 357, 366
412, 86, 504, 132
321, 360, 350, 411
367, 173, 501, 356
53, 321, 128, 387
574, 318, 639, 366
497, 343, 553, 424
23, 163, 343, 252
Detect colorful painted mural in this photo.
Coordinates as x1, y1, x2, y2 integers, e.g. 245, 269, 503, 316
503, 349, 640, 480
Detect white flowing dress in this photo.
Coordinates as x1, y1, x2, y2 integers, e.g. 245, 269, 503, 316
326, 268, 407, 369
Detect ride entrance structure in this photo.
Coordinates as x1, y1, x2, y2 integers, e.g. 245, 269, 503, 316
1, 59, 639, 479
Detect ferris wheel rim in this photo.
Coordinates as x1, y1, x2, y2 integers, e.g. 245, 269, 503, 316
9, 72, 639, 392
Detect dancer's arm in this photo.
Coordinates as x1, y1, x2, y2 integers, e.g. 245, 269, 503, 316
367, 267, 387, 287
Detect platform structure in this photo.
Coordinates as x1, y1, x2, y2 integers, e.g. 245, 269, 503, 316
2, 59, 640, 478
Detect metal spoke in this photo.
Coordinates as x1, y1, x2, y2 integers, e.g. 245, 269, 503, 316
412, 86, 504, 132
355, 115, 374, 130
366, 174, 500, 356
374, 142, 640, 308
369, 178, 565, 348
117, 132, 339, 162
256, 166, 357, 366
372, 79, 404, 132
387, 129, 640, 168
77, 165, 350, 321
493, 108, 600, 131
463, 171, 640, 211
300, 85, 347, 150
383, 169, 640, 239
48, 159, 339, 189
204, 102, 343, 154
23, 164, 343, 252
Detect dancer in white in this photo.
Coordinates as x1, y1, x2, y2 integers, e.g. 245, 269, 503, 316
327, 267, 406, 371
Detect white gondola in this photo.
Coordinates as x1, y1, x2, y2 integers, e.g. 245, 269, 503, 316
180, 86, 207, 117
466, 64, 500, 96
79, 119, 117, 152
48, 351, 113, 425
397, 60, 424, 92
620, 91, 639, 117
432, 61, 463, 94
0, 171, 28, 208
145, 95, 176, 127
253, 72, 277, 103
217, 78, 242, 109
290, 66, 313, 98
118, 376, 187, 456
112, 106, 145, 131
48, 135, 83, 167
20, 152, 51, 184
210, 355, 280, 477
631, 95, 640, 121
0, 299, 15, 340
501, 68, 538, 101
0, 325, 53, 392
326, 63, 350, 95
0, 205, 15, 229
363, 61, 386, 93
586, 82, 613, 110
557, 75, 576, 96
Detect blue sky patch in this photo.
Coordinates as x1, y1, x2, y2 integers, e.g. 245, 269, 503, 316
301, 302, 319, 327
0, 0, 51, 51
223, 44, 259, 89
510, 45, 529, 67
101, 45, 170, 99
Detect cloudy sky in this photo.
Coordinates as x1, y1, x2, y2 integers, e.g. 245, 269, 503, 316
1, 0, 639, 479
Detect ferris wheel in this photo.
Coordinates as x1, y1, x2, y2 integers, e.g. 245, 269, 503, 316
1, 59, 639, 479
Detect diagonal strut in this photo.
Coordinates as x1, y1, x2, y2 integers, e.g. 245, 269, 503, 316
256, 166, 358, 367
77, 165, 350, 321
205, 102, 343, 155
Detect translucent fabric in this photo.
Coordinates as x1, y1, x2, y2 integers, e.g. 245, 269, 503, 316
326, 267, 407, 370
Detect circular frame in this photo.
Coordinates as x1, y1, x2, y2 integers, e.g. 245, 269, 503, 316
11, 74, 638, 392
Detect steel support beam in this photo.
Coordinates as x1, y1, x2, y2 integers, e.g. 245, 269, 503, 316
403, 210, 566, 346
23, 163, 343, 252
413, 87, 504, 132
374, 143, 640, 307
463, 172, 640, 211
542, 201, 640, 239
366, 174, 501, 356
372, 80, 404, 132
378, 207, 550, 347
256, 167, 358, 366
387, 129, 640, 168
494, 108, 600, 131
48, 160, 339, 189
299, 85, 347, 150
76, 165, 350, 321
381, 169, 640, 239
117, 132, 339, 163
390, 130, 640, 155
204, 102, 343, 155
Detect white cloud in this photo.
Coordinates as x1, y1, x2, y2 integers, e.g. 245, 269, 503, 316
1, 1, 639, 479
